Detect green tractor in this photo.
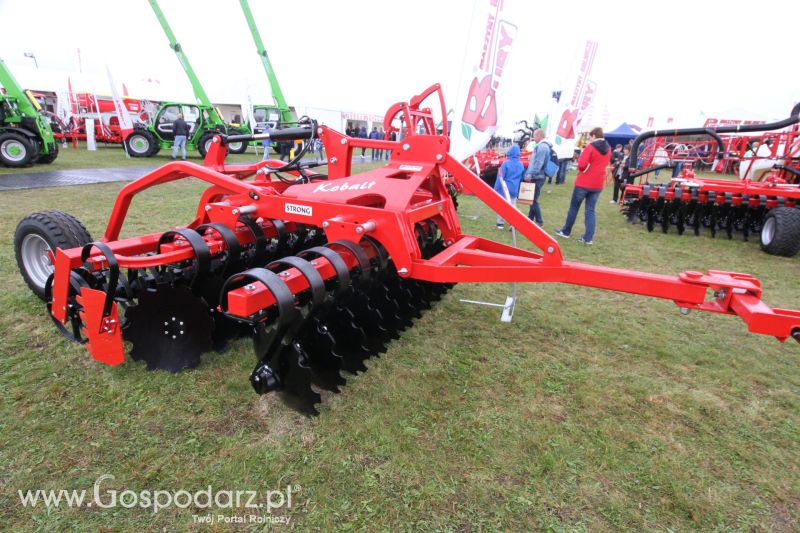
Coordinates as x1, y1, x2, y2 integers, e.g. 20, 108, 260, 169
0, 57, 58, 167
124, 102, 246, 158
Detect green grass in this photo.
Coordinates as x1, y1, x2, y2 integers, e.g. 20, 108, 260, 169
0, 160, 798, 531
0, 141, 338, 175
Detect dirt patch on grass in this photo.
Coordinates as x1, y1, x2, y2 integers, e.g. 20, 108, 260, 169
248, 395, 310, 444
771, 499, 800, 532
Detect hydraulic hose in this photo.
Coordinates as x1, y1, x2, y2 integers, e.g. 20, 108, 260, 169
628, 103, 800, 173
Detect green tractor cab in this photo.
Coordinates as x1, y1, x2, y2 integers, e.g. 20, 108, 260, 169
0, 58, 58, 167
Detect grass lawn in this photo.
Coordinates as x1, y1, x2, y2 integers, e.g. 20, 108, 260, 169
0, 156, 798, 531
0, 141, 344, 176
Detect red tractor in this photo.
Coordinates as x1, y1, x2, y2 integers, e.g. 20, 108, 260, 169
14, 85, 800, 415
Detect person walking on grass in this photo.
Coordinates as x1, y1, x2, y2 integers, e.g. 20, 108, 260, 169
494, 144, 525, 230
522, 128, 549, 227
554, 126, 611, 245
171, 113, 189, 160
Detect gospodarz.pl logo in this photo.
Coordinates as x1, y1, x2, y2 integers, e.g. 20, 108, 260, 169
18, 474, 297, 524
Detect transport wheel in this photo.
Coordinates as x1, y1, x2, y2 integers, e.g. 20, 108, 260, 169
36, 143, 59, 164
759, 207, 800, 257
14, 211, 93, 299
125, 129, 157, 157
0, 131, 35, 167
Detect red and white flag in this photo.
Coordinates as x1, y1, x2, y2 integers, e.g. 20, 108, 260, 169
551, 40, 599, 158
106, 65, 134, 139
67, 77, 77, 116
450, 0, 519, 161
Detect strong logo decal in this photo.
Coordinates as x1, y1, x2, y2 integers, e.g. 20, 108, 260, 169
284, 203, 312, 216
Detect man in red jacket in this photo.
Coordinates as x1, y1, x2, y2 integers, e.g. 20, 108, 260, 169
554, 127, 611, 244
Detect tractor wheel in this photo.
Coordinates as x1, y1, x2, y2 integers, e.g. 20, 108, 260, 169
125, 129, 158, 157
197, 131, 217, 158
0, 131, 35, 167
15, 211, 93, 300
227, 129, 248, 154
36, 143, 59, 164
759, 207, 800, 257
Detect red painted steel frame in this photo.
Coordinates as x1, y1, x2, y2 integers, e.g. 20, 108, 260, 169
48, 85, 800, 367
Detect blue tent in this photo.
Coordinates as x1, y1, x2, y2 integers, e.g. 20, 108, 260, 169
605, 123, 639, 148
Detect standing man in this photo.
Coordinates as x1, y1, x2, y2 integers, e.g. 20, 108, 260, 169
554, 127, 611, 245
259, 122, 272, 160
612, 146, 631, 202
555, 153, 570, 186
359, 126, 368, 159
522, 128, 550, 227
369, 126, 382, 160
171, 113, 189, 160
609, 144, 623, 203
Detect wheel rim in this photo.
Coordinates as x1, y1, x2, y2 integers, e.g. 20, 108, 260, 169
229, 141, 244, 152
761, 217, 775, 245
1, 138, 28, 162
129, 135, 150, 155
204, 139, 212, 153
21, 234, 53, 290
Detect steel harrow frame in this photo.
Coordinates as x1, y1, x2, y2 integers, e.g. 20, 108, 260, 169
20, 85, 800, 415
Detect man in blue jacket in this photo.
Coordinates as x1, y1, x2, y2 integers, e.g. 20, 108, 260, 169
369, 126, 382, 160
523, 129, 550, 226
493, 144, 525, 229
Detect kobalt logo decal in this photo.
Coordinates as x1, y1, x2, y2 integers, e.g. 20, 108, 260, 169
285, 203, 312, 216
312, 181, 376, 193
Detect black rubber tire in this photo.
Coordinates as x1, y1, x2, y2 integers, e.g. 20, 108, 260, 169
14, 211, 93, 300
197, 131, 216, 157
226, 128, 248, 154
36, 143, 59, 164
125, 129, 158, 158
0, 131, 36, 167
759, 207, 800, 257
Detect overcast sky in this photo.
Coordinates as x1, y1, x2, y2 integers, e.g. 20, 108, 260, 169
1, 0, 797, 133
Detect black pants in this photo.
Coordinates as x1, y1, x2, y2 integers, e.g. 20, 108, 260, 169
612, 176, 623, 202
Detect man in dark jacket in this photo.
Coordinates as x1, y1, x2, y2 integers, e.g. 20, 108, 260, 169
369, 126, 382, 160
359, 126, 368, 157
555, 127, 611, 245
171, 113, 189, 160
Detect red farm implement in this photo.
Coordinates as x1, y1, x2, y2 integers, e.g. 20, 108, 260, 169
468, 121, 537, 186
62, 93, 143, 145
620, 104, 800, 256
14, 85, 800, 415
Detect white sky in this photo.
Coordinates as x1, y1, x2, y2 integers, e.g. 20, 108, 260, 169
1, 0, 798, 134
